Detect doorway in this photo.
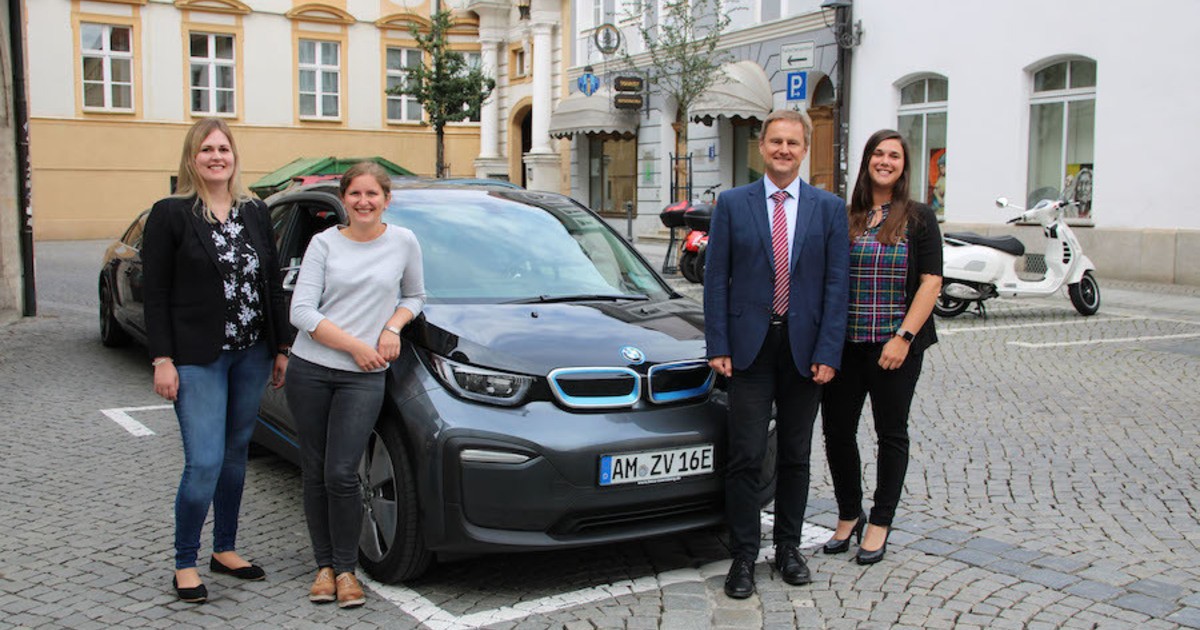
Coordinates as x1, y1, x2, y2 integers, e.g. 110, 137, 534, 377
587, 135, 637, 217
808, 76, 836, 192
510, 105, 532, 188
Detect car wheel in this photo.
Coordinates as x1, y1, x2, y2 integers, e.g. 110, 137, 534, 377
932, 293, 970, 318
357, 417, 432, 583
1069, 271, 1100, 316
679, 251, 700, 283
99, 277, 131, 347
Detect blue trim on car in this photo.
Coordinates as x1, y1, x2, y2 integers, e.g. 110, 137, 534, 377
647, 360, 715, 404
256, 416, 298, 448
547, 366, 641, 409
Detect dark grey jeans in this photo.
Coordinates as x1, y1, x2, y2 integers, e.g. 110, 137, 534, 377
285, 355, 386, 574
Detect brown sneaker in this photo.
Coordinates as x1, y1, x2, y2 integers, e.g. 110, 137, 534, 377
308, 567, 336, 603
336, 572, 365, 608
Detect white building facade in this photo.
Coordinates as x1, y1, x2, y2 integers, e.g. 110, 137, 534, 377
848, 0, 1200, 285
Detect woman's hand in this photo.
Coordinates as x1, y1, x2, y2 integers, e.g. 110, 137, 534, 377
271, 354, 288, 389
350, 341, 388, 372
154, 361, 179, 401
878, 337, 910, 370
377, 329, 401, 362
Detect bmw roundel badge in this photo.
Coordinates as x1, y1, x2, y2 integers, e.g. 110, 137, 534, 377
620, 346, 645, 365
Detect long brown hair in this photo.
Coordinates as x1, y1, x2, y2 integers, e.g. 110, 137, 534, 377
849, 129, 912, 245
339, 161, 392, 199
173, 118, 254, 222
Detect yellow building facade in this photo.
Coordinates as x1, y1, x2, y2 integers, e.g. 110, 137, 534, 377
26, 0, 486, 240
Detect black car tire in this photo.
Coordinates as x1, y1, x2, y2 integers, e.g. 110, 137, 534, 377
1069, 271, 1101, 316
357, 416, 433, 583
99, 277, 132, 347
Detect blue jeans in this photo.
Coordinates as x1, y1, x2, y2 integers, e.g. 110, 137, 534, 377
285, 356, 385, 575
173, 342, 272, 569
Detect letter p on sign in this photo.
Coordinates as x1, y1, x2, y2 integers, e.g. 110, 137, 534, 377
787, 71, 807, 101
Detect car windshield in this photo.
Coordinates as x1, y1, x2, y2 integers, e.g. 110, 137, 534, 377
383, 189, 672, 303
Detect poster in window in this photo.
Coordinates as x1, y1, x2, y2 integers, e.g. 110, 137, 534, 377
927, 148, 946, 219
1064, 163, 1093, 221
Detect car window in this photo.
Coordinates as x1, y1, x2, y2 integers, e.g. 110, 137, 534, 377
273, 200, 345, 290
383, 190, 670, 303
123, 212, 148, 249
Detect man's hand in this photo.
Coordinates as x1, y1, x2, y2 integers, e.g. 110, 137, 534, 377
811, 363, 835, 385
709, 356, 733, 378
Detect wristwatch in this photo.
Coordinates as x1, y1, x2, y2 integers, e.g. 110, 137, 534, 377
895, 328, 915, 343
384, 325, 402, 336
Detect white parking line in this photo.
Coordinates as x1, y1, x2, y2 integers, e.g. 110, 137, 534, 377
940, 315, 1128, 335
364, 515, 833, 629
1009, 332, 1200, 348
99, 404, 172, 436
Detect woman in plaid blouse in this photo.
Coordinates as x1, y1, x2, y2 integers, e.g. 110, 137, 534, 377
819, 129, 943, 565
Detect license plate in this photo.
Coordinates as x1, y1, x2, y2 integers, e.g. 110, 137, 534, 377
599, 444, 714, 486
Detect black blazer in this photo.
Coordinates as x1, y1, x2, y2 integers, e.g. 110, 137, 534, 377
903, 202, 944, 354
142, 195, 291, 365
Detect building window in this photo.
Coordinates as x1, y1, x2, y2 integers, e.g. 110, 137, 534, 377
897, 76, 948, 218
190, 33, 235, 115
1028, 58, 1096, 220
81, 22, 133, 111
386, 47, 423, 123
299, 39, 340, 118
511, 46, 527, 79
459, 52, 482, 123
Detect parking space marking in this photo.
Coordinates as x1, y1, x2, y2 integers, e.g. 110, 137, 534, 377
1009, 332, 1200, 348
364, 515, 833, 629
99, 404, 172, 436
940, 315, 1129, 335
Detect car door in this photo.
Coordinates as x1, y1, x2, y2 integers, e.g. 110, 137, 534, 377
115, 212, 149, 337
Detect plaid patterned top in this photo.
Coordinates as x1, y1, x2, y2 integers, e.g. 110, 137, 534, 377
848, 206, 908, 343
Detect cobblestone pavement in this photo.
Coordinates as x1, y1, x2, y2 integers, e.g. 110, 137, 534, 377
1, 239, 1197, 629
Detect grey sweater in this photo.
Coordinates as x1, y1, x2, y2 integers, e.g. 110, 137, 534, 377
289, 224, 426, 372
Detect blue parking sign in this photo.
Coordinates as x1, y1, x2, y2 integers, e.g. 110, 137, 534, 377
787, 71, 807, 101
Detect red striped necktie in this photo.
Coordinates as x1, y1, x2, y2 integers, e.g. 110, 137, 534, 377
770, 190, 790, 316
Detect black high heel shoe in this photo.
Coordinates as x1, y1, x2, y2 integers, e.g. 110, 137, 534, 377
822, 512, 866, 554
172, 576, 207, 603
856, 526, 891, 565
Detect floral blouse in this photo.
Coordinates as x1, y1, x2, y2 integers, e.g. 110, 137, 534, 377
206, 202, 264, 350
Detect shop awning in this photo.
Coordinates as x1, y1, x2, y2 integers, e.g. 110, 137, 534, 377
690, 61, 773, 126
549, 88, 638, 139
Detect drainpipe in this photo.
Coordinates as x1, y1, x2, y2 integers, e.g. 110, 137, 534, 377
9, 0, 34, 316
833, 2, 853, 199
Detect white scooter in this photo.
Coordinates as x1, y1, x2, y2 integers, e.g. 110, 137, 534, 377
934, 196, 1100, 317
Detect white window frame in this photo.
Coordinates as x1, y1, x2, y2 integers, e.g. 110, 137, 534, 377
896, 76, 948, 209
299, 39, 341, 120
386, 46, 424, 123
189, 32, 236, 116
1027, 59, 1096, 218
81, 22, 134, 112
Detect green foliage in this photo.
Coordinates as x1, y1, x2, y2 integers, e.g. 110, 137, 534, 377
387, 10, 496, 176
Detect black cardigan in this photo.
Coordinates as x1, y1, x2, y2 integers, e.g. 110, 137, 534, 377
904, 202, 944, 353
142, 195, 291, 365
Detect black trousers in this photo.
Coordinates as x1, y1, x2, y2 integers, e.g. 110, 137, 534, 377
821, 341, 925, 527
725, 323, 821, 562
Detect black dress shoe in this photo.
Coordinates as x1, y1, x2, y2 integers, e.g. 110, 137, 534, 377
210, 556, 266, 581
774, 544, 812, 585
173, 576, 207, 603
856, 528, 891, 565
823, 512, 866, 554
724, 557, 756, 599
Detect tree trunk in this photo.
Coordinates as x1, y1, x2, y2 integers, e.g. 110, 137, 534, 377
672, 112, 689, 202
435, 124, 446, 178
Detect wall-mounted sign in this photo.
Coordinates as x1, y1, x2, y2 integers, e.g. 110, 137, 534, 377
578, 73, 601, 96
780, 42, 815, 70
786, 71, 807, 101
614, 93, 644, 110
594, 24, 621, 55
613, 76, 644, 92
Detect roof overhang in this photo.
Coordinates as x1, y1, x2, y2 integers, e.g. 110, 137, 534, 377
549, 88, 638, 139
691, 60, 773, 126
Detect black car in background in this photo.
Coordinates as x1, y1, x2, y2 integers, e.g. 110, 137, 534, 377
99, 181, 776, 582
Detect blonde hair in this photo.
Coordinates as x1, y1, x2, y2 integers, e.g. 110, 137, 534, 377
760, 109, 813, 148
174, 118, 254, 222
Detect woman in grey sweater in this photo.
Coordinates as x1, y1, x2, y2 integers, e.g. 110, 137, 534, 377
285, 162, 425, 608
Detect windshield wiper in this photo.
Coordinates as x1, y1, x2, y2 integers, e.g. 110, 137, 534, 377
506, 293, 650, 304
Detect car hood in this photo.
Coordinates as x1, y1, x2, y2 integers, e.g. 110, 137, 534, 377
413, 298, 707, 375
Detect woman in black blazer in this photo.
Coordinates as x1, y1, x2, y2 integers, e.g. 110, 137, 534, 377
820, 129, 943, 565
142, 118, 290, 603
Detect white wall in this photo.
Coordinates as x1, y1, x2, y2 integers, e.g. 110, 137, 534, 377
848, 0, 1200, 230
26, 0, 72, 118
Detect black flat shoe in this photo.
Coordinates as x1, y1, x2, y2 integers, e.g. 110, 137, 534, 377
774, 544, 812, 585
723, 557, 756, 599
173, 576, 207, 603
210, 556, 266, 581
823, 512, 866, 554
856, 527, 891, 565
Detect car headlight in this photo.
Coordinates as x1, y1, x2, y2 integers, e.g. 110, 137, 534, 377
428, 354, 534, 407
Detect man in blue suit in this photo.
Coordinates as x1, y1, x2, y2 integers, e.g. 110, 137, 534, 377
704, 109, 849, 599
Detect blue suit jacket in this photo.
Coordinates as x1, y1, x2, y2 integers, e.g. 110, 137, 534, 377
703, 177, 850, 375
